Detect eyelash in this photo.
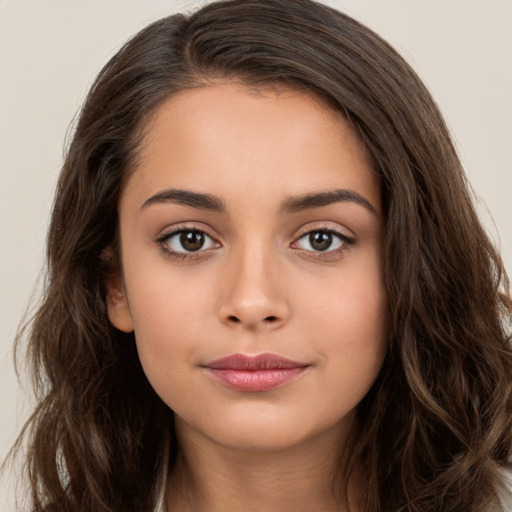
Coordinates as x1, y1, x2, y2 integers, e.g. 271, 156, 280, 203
292, 227, 355, 259
155, 225, 355, 261
155, 224, 218, 261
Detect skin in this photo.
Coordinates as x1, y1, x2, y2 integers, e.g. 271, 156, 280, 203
106, 83, 388, 512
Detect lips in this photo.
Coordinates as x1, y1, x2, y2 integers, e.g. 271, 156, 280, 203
202, 353, 309, 392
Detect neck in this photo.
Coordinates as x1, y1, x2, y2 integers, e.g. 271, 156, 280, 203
165, 419, 362, 512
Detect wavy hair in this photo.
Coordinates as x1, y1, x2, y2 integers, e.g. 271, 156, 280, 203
9, 0, 512, 510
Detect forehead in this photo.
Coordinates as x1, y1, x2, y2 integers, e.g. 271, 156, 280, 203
124, 83, 379, 212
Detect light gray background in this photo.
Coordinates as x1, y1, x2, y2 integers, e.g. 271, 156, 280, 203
1, 0, 511, 506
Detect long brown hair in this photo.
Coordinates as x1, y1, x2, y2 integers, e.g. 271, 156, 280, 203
9, 0, 512, 510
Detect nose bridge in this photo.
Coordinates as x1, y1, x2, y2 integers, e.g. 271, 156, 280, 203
219, 236, 290, 330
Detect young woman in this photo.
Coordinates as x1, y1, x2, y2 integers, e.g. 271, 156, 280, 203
9, 0, 512, 511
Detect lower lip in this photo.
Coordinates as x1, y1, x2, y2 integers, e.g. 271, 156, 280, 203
205, 367, 308, 392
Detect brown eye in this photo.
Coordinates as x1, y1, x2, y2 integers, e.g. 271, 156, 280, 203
161, 229, 218, 254
309, 231, 333, 251
180, 231, 205, 251
294, 229, 353, 254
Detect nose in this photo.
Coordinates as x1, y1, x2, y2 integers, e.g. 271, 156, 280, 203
218, 242, 291, 331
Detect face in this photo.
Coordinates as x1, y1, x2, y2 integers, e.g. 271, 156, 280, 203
107, 83, 388, 452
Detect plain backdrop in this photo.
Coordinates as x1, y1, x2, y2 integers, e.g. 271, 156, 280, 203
1, 0, 511, 506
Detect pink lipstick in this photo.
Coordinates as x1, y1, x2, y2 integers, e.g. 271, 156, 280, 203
203, 353, 309, 392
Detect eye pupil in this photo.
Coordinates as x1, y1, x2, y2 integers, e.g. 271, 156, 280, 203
309, 231, 332, 251
180, 231, 205, 251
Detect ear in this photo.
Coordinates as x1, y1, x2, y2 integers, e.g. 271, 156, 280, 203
102, 248, 134, 333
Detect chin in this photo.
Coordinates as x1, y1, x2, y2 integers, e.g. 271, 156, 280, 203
175, 405, 352, 455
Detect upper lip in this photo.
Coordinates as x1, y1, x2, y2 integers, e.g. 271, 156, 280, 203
203, 353, 308, 370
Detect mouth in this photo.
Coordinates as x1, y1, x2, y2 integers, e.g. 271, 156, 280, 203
202, 353, 310, 392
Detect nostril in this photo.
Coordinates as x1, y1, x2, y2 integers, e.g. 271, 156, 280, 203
264, 316, 278, 323
228, 315, 241, 323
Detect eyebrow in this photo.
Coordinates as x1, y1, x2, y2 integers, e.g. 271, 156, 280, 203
140, 188, 376, 215
141, 189, 226, 212
279, 189, 377, 215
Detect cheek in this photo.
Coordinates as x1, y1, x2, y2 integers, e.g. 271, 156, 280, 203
305, 259, 388, 395
128, 258, 213, 330
304, 247, 387, 342
125, 268, 214, 394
